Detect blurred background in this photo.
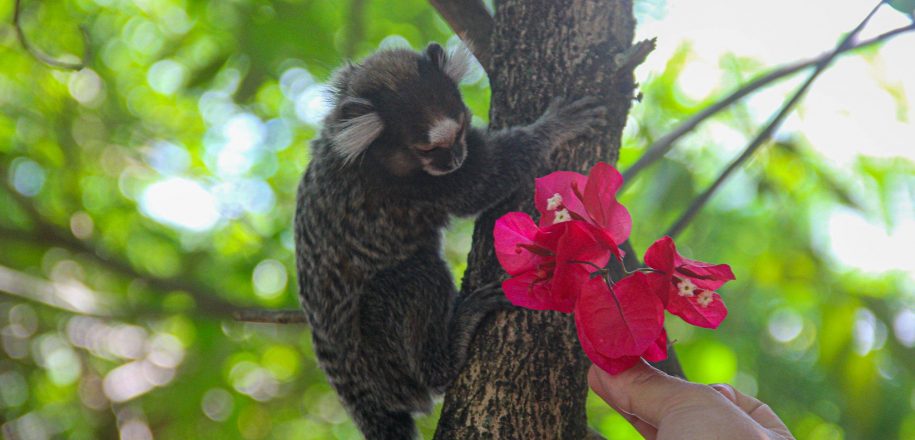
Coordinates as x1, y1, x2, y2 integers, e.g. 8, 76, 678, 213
1, 0, 913, 439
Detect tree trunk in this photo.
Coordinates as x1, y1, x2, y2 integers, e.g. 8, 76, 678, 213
435, 1, 637, 438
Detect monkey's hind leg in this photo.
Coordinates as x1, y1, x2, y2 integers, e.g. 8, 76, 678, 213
350, 402, 417, 440
421, 281, 512, 390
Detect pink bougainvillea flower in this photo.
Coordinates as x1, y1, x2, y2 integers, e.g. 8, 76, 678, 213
534, 170, 587, 224
574, 273, 666, 373
494, 213, 611, 313
534, 162, 632, 252
549, 220, 613, 303
644, 236, 735, 329
494, 212, 560, 310
493, 212, 551, 277
495, 165, 736, 376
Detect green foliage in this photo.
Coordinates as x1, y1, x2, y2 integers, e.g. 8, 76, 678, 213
0, 1, 912, 439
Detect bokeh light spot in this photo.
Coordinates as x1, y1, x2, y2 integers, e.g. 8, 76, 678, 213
894, 309, 915, 347
140, 177, 220, 231
202, 388, 234, 422
148, 60, 188, 95
252, 259, 288, 300
10, 158, 45, 197
768, 308, 804, 343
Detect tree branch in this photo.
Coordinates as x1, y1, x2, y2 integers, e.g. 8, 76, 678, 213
0, 264, 111, 317
231, 282, 499, 325
664, 0, 888, 239
342, 0, 368, 58
613, 38, 657, 79
13, 0, 90, 70
233, 309, 307, 324
622, 20, 915, 185
0, 223, 244, 318
427, 0, 494, 71
0, 174, 243, 318
1, 203, 306, 323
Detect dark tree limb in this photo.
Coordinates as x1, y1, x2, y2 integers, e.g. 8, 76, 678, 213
622, 20, 915, 186
13, 0, 90, 70
435, 1, 638, 438
664, 0, 887, 239
427, 0, 494, 71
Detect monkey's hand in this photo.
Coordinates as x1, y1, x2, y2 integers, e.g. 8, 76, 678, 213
533, 96, 609, 146
460, 279, 513, 311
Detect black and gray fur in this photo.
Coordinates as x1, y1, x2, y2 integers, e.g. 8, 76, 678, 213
295, 43, 607, 439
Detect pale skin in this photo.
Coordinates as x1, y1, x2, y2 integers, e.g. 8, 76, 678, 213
588, 361, 795, 440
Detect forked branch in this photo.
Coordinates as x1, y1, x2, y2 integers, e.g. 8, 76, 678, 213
664, 0, 891, 239
623, 20, 915, 185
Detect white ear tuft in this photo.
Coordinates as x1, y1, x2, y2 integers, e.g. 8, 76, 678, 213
443, 44, 474, 84
332, 98, 384, 164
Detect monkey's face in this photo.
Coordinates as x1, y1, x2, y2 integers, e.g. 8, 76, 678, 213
328, 43, 475, 178
412, 112, 468, 176
365, 106, 470, 178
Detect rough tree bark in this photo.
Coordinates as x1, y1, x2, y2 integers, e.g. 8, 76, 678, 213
435, 1, 639, 438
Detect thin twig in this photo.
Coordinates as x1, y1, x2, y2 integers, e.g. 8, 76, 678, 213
233, 309, 308, 324
233, 273, 504, 324
664, 0, 887, 239
427, 0, 494, 71
623, 20, 915, 185
13, 0, 90, 70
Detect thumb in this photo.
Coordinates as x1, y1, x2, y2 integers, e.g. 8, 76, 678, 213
588, 361, 720, 427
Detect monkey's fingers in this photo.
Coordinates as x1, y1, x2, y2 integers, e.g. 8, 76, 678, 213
463, 280, 513, 310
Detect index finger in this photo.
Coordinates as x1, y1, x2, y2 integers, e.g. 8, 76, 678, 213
587, 361, 724, 427
719, 384, 794, 439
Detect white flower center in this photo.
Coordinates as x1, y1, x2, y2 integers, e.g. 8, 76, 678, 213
553, 209, 571, 224
697, 290, 714, 308
676, 278, 696, 297
546, 193, 563, 211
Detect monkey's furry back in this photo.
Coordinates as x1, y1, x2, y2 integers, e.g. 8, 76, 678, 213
295, 134, 449, 403
294, 128, 504, 440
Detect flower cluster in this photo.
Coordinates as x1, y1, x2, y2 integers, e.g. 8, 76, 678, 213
494, 163, 735, 374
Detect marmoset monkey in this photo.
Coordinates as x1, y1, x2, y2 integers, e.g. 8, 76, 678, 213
295, 43, 607, 439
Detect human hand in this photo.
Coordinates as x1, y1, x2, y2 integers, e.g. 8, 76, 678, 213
588, 361, 794, 440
